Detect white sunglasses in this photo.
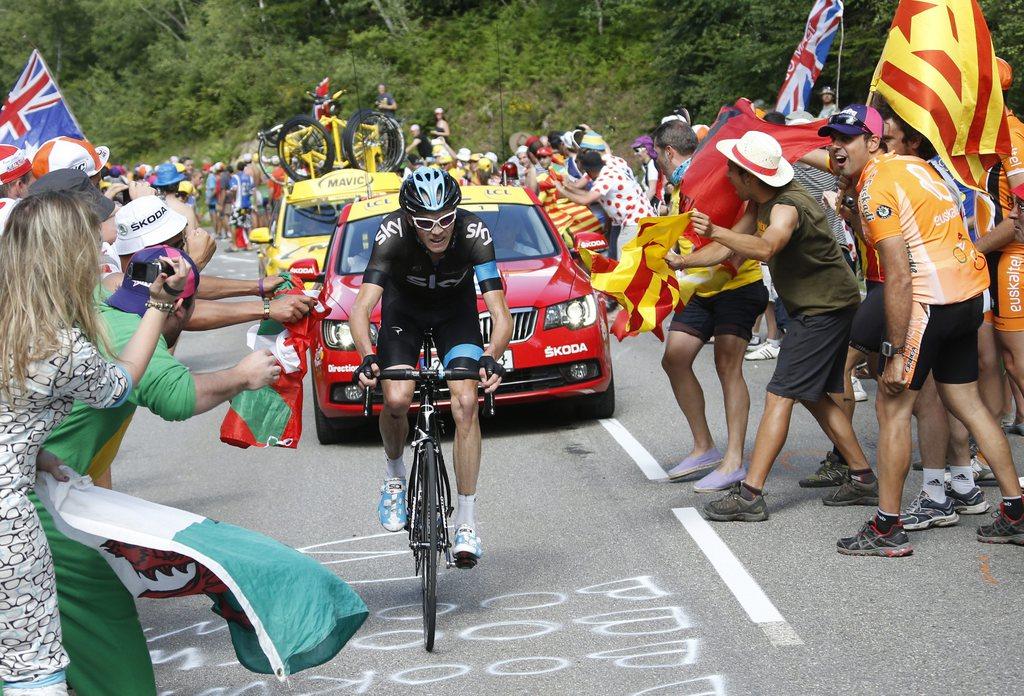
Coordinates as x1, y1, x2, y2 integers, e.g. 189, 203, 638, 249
410, 211, 457, 231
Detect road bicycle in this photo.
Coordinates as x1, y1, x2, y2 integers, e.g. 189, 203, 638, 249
362, 330, 495, 651
274, 87, 404, 182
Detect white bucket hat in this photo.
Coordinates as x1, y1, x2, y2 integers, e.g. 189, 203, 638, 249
715, 131, 794, 187
455, 147, 471, 162
114, 195, 188, 255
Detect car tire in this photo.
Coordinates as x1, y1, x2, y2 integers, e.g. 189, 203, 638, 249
576, 376, 615, 420
313, 382, 363, 444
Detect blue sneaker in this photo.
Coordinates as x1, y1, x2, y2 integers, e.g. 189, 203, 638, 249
378, 477, 408, 532
453, 524, 482, 568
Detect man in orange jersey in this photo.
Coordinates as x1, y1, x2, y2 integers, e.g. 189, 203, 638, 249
827, 106, 1024, 556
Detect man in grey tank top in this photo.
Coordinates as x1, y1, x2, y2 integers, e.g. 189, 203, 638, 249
682, 130, 875, 523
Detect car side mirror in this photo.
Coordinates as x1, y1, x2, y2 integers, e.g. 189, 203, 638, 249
573, 231, 608, 253
249, 227, 272, 244
289, 257, 321, 284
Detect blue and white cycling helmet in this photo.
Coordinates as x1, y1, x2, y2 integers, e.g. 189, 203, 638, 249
399, 167, 461, 214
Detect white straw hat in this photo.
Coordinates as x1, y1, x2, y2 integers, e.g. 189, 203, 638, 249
715, 131, 794, 187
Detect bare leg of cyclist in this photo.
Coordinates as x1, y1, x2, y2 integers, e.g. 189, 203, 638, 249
376, 376, 415, 533
449, 378, 484, 565
448, 379, 481, 497
380, 377, 414, 462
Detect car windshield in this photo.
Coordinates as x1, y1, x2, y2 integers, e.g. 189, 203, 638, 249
282, 202, 347, 238
336, 204, 559, 274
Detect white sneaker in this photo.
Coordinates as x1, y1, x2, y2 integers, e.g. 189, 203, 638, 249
746, 336, 765, 351
851, 376, 867, 402
971, 455, 995, 482
452, 524, 483, 568
744, 342, 780, 361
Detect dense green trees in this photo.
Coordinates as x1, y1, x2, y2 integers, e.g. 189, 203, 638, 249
1, 0, 1020, 162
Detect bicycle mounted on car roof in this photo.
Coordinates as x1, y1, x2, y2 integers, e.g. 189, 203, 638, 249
257, 79, 405, 182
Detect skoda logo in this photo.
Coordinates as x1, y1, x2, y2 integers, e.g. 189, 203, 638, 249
117, 223, 130, 237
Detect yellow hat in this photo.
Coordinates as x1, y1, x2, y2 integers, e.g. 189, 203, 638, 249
177, 180, 195, 195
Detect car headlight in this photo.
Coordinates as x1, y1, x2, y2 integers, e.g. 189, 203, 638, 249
544, 295, 597, 331
322, 321, 377, 350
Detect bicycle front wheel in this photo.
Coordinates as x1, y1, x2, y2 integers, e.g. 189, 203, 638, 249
277, 115, 334, 181
419, 440, 439, 651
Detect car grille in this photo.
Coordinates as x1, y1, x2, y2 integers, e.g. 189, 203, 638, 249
479, 308, 537, 344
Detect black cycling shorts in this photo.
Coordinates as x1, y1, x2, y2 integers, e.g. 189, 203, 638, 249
849, 283, 885, 354
377, 283, 484, 371
882, 295, 983, 390
669, 281, 768, 342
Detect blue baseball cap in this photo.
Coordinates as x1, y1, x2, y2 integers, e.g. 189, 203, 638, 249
153, 162, 185, 187
107, 245, 200, 317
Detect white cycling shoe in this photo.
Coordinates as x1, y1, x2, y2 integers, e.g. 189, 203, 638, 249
377, 477, 408, 532
452, 524, 483, 568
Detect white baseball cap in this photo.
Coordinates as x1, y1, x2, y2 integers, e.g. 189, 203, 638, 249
243, 152, 253, 163
0, 198, 18, 234
715, 131, 794, 187
113, 195, 188, 255
456, 147, 471, 162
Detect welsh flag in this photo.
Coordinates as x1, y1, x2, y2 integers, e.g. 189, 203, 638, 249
35, 471, 368, 679
221, 276, 326, 449
579, 215, 735, 340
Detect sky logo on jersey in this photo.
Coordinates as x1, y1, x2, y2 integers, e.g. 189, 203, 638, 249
466, 220, 492, 245
375, 218, 402, 245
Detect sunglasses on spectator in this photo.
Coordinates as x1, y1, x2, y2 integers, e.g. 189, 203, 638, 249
827, 111, 871, 134
410, 211, 457, 230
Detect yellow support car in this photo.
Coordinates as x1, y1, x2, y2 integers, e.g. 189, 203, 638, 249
250, 168, 402, 283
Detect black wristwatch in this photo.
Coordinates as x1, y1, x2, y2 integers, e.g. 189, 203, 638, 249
880, 341, 904, 358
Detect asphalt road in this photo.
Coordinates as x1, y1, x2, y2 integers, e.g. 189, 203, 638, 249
111, 247, 1023, 696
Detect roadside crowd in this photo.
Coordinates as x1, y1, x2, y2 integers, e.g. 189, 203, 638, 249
0, 62, 1022, 695
0, 134, 317, 694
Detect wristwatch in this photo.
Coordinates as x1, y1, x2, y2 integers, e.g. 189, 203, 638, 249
262, 298, 271, 321
880, 341, 903, 358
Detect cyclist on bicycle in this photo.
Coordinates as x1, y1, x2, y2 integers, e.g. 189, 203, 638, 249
351, 168, 512, 567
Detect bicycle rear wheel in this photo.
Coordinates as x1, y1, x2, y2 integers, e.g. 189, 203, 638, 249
277, 115, 334, 181
343, 109, 405, 173
419, 440, 439, 651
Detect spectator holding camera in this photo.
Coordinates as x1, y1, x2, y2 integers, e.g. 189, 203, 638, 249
0, 190, 189, 695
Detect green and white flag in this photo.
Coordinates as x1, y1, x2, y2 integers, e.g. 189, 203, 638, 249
35, 471, 367, 679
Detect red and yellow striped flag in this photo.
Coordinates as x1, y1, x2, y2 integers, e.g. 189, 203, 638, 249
871, 0, 1011, 190
579, 214, 737, 341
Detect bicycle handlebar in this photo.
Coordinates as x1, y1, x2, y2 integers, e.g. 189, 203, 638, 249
361, 367, 497, 417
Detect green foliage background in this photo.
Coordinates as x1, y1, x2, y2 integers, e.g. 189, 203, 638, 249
2, 0, 1021, 163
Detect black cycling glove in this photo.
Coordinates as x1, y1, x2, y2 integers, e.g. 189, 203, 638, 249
478, 355, 506, 379
353, 354, 380, 383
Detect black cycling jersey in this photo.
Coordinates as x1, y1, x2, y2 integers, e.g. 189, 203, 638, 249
363, 209, 503, 298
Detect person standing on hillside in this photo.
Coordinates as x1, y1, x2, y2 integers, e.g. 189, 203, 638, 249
375, 83, 397, 115
818, 86, 838, 119
431, 107, 451, 145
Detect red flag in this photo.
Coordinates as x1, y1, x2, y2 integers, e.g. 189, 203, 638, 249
679, 99, 830, 231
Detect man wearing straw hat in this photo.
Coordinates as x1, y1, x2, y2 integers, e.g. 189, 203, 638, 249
685, 130, 873, 523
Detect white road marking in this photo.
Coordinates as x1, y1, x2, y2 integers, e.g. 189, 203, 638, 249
347, 575, 418, 585
599, 418, 667, 481
672, 507, 803, 647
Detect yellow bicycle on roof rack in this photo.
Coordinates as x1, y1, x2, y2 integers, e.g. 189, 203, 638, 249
274, 84, 404, 181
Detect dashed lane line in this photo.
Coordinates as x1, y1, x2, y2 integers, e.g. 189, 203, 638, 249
673, 507, 803, 647
598, 418, 667, 482
596, 416, 801, 647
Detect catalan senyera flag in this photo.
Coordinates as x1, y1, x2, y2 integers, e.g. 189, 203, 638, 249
871, 0, 1011, 190
579, 214, 737, 341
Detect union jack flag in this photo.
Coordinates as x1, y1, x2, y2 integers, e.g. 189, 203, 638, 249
775, 0, 845, 115
0, 50, 83, 149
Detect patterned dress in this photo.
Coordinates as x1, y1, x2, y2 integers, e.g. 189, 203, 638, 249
0, 330, 130, 683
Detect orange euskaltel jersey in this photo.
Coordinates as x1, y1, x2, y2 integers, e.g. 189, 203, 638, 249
857, 153, 988, 306
980, 109, 1024, 252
